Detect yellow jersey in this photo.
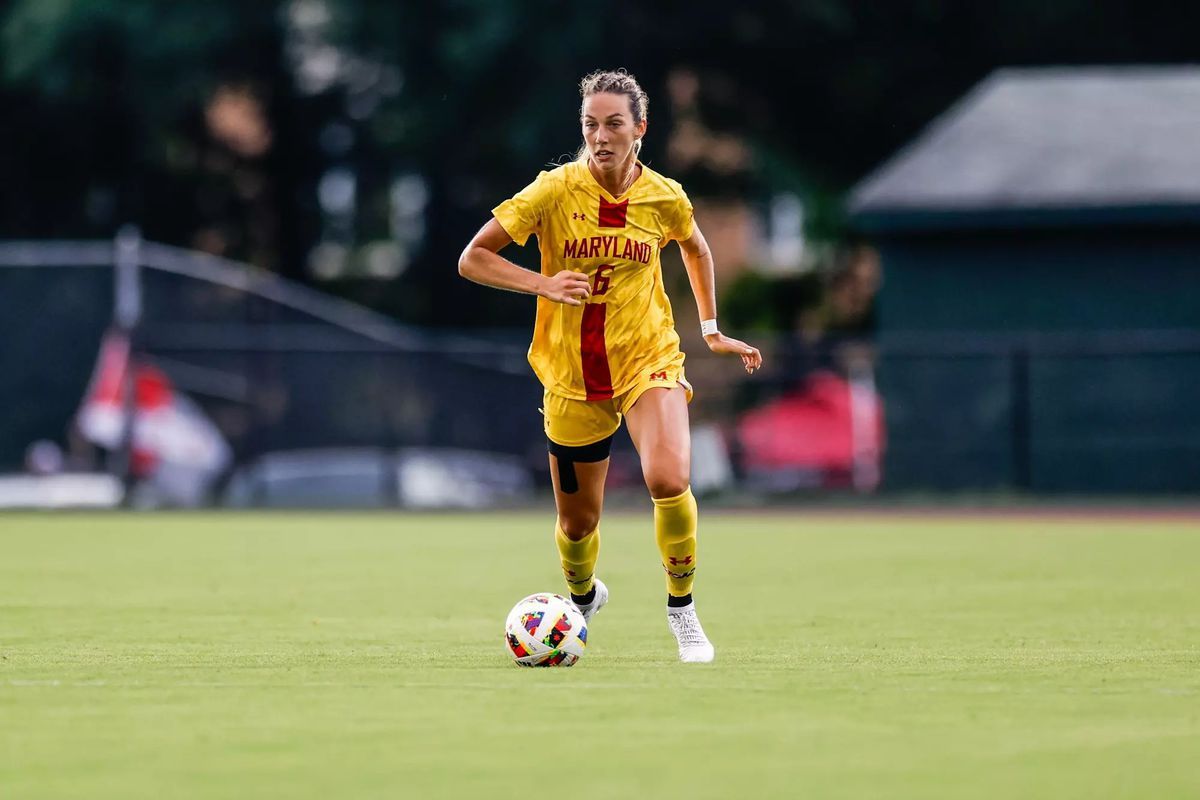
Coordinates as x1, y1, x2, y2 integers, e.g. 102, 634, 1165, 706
492, 159, 695, 401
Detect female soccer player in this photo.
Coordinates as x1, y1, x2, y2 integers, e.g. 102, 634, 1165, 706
458, 69, 761, 662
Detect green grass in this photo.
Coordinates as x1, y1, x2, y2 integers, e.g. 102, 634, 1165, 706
1, 510, 1198, 799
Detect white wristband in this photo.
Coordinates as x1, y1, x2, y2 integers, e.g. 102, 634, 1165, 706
700, 318, 719, 336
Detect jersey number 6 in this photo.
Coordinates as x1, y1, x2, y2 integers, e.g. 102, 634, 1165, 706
592, 265, 614, 297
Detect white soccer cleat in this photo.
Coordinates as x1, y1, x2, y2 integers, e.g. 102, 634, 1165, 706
573, 577, 609, 623
667, 603, 715, 663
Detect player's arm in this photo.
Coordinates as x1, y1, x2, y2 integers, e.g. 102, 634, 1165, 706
677, 223, 763, 374
458, 219, 591, 306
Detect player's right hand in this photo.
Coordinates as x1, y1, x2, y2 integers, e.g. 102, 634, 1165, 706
539, 271, 591, 306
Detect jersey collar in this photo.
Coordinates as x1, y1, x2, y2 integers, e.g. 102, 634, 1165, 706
582, 158, 646, 203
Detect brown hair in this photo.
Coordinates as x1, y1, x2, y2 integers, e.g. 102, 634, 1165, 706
576, 69, 649, 162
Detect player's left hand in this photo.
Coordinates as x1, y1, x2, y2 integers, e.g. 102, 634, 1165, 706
704, 333, 763, 374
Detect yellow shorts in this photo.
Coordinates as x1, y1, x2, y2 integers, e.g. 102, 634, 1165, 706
543, 359, 693, 448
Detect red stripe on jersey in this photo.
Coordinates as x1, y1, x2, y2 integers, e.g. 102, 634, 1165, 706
580, 303, 614, 401
598, 197, 629, 228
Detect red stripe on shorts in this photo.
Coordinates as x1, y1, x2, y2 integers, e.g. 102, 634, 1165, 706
580, 303, 613, 401
598, 197, 629, 228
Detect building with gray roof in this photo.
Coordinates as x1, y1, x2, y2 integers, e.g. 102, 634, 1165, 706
847, 66, 1200, 492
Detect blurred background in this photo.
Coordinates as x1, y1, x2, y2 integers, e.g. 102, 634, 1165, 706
2, 0, 1198, 509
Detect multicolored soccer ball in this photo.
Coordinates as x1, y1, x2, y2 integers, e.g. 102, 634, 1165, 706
503, 593, 588, 666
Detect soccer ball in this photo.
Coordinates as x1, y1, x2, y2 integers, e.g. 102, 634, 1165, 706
503, 593, 588, 667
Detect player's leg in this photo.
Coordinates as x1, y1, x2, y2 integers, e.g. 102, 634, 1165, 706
625, 384, 714, 662
624, 384, 695, 593
548, 439, 611, 619
543, 391, 617, 621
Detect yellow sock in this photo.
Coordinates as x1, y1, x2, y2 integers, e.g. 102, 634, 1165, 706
653, 487, 698, 597
555, 522, 599, 597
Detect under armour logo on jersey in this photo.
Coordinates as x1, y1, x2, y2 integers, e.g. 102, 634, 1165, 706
572, 212, 586, 221
668, 555, 693, 566
649, 371, 668, 382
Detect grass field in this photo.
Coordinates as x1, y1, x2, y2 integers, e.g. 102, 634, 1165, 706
2, 510, 1198, 798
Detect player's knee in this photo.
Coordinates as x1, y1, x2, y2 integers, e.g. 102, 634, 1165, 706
558, 510, 600, 540
645, 465, 689, 500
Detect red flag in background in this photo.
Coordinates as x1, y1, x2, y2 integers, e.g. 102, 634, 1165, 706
76, 330, 231, 484
74, 330, 130, 453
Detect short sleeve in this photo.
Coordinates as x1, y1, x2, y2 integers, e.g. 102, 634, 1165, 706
666, 185, 695, 242
492, 171, 556, 246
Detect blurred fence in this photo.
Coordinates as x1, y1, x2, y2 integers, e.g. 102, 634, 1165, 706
2, 238, 1198, 501
875, 332, 1200, 493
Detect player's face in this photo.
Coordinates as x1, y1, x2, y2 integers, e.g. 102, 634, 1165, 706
581, 92, 646, 174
